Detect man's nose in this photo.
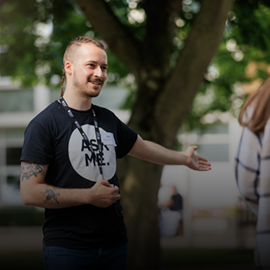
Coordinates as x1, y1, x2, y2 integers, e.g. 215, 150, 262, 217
94, 67, 102, 77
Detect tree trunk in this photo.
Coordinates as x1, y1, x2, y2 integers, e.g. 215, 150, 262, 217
118, 157, 163, 269
117, 80, 167, 269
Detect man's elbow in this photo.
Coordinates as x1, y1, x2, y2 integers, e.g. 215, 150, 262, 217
20, 188, 35, 206
21, 194, 32, 206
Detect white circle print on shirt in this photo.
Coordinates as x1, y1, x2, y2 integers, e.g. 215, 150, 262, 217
68, 124, 117, 181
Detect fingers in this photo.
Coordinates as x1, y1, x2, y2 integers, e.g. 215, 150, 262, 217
195, 150, 212, 171
101, 181, 120, 200
112, 190, 121, 200
199, 160, 211, 166
198, 161, 212, 171
197, 155, 209, 162
98, 180, 120, 193
111, 193, 120, 204
91, 180, 120, 208
108, 190, 121, 206
99, 180, 113, 188
198, 165, 211, 171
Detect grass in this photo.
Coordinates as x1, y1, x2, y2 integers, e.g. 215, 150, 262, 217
0, 248, 255, 270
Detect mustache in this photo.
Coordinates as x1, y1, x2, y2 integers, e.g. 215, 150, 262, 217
88, 77, 103, 84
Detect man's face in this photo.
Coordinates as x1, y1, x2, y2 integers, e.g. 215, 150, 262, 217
69, 43, 108, 98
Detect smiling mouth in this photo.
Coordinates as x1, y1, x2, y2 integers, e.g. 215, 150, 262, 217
89, 79, 103, 86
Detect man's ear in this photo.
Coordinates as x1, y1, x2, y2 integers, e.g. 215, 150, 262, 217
65, 61, 73, 75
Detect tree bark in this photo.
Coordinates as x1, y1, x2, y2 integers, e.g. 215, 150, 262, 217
118, 157, 163, 269
75, 0, 233, 268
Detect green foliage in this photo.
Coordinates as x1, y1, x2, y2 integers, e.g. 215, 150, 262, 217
1, 0, 270, 131
0, 0, 41, 86
182, 0, 270, 132
0, 0, 137, 88
231, 0, 270, 53
105, 48, 130, 84
0, 0, 200, 86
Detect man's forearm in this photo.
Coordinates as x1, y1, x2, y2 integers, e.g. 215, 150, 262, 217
20, 161, 121, 208
129, 136, 186, 165
128, 135, 211, 171
20, 162, 88, 208
20, 182, 90, 209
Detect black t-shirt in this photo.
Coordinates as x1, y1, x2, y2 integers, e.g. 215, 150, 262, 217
20, 100, 137, 249
169, 194, 183, 211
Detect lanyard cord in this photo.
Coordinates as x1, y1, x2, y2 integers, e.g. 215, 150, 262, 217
59, 97, 104, 177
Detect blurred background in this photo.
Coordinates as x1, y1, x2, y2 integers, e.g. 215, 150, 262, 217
1, 0, 270, 269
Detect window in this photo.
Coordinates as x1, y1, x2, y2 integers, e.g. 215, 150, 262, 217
197, 144, 229, 162
7, 175, 20, 189
6, 147, 22, 165
0, 89, 34, 112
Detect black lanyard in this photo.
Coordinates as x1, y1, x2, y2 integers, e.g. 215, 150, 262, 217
59, 97, 104, 177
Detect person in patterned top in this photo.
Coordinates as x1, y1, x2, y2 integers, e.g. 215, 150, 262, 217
235, 77, 270, 269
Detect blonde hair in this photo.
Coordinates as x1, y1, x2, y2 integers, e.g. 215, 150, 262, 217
60, 36, 106, 97
239, 77, 270, 133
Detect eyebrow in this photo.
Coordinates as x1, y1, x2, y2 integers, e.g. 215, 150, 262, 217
86, 60, 108, 67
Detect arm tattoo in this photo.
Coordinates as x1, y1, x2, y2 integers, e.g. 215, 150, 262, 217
20, 162, 45, 181
41, 186, 60, 204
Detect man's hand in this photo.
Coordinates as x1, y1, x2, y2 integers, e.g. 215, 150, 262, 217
89, 180, 121, 208
184, 146, 211, 171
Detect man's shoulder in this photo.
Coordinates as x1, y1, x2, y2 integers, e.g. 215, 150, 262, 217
93, 104, 113, 114
30, 100, 62, 125
92, 104, 118, 120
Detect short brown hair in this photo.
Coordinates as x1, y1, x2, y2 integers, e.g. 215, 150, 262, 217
239, 77, 270, 133
63, 36, 105, 64
60, 36, 106, 97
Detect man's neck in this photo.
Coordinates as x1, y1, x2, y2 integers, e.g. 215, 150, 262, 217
62, 92, 92, 111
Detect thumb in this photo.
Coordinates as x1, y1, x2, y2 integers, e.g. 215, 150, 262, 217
99, 180, 111, 187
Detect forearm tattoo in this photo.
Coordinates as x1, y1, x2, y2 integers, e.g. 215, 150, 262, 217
41, 186, 60, 204
21, 162, 60, 205
20, 162, 45, 181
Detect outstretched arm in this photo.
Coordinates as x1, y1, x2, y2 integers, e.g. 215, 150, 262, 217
20, 161, 120, 209
128, 135, 211, 171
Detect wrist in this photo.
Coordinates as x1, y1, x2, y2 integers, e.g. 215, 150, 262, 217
177, 151, 187, 166
81, 188, 92, 205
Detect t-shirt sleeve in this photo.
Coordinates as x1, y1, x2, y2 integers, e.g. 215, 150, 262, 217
115, 117, 137, 159
20, 120, 54, 164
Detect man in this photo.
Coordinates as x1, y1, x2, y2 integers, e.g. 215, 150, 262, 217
20, 36, 211, 270
158, 185, 183, 237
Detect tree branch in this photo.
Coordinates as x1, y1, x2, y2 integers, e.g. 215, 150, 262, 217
154, 0, 234, 145
75, 0, 142, 77
142, 0, 183, 72
0, 0, 9, 9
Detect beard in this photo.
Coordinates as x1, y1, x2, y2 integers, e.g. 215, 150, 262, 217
72, 71, 104, 98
